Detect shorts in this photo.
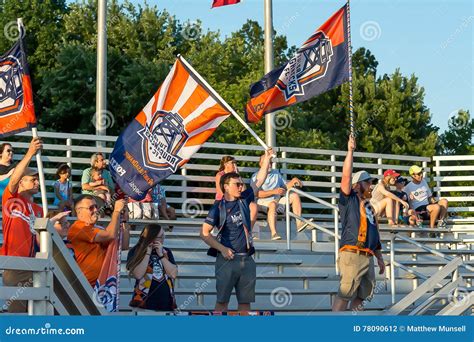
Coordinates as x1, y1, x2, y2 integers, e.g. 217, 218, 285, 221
337, 250, 375, 301
257, 197, 287, 214
415, 205, 430, 220
2, 270, 33, 313
215, 253, 256, 304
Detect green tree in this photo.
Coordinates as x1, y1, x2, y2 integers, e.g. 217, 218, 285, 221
437, 110, 473, 155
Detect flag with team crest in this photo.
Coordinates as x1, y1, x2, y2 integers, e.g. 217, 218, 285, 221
245, 4, 350, 123
0, 26, 36, 138
109, 56, 231, 200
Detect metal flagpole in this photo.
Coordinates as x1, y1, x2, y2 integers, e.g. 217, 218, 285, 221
96, 0, 107, 147
346, 0, 355, 136
264, 0, 276, 148
178, 55, 270, 151
17, 18, 49, 216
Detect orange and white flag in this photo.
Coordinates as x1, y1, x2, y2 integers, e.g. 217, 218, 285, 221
110, 56, 231, 200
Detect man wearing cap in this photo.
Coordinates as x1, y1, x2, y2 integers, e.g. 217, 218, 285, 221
405, 165, 449, 230
332, 136, 385, 312
1, 138, 43, 312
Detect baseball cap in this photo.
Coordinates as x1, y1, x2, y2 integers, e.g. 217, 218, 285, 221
383, 169, 400, 178
396, 177, 408, 185
23, 167, 39, 177
351, 170, 375, 185
409, 165, 423, 175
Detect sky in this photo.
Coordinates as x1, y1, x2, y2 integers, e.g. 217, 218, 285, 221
120, 0, 473, 133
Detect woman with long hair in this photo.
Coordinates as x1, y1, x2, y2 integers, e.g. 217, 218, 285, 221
0, 143, 15, 199
126, 224, 178, 311
370, 169, 410, 226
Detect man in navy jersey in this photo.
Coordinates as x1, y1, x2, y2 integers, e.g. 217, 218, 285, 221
201, 148, 273, 312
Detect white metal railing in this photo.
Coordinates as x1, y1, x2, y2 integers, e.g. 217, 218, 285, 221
285, 187, 340, 274
0, 130, 443, 220
389, 232, 474, 305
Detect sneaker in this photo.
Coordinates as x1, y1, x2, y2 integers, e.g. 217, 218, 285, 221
297, 218, 315, 232
271, 234, 282, 241
437, 219, 447, 228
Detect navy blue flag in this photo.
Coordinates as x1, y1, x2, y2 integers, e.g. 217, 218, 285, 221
245, 4, 350, 123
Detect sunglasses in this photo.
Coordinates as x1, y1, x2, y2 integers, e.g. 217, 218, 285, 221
228, 182, 244, 188
412, 172, 422, 176
5, 149, 13, 153
77, 204, 98, 212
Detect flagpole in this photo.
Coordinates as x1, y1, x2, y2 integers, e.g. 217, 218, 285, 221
96, 0, 107, 147
17, 18, 48, 217
178, 55, 270, 151
346, 0, 355, 136
264, 0, 276, 148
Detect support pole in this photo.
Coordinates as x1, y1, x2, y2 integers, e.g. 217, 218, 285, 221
96, 0, 107, 146
264, 0, 276, 148
346, 0, 355, 136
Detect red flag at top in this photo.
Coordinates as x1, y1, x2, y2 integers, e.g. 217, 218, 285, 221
212, 0, 241, 8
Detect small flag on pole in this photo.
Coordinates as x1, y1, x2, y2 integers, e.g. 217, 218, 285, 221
245, 4, 350, 123
212, 0, 241, 8
94, 230, 122, 312
109, 56, 231, 200
0, 26, 36, 138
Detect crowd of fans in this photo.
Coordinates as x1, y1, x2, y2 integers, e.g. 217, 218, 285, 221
0, 138, 449, 313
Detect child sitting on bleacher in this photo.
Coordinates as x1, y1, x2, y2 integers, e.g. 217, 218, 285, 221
393, 177, 421, 227
88, 167, 112, 206
53, 164, 73, 211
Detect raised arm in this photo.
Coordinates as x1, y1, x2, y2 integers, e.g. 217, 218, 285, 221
94, 199, 126, 242
8, 138, 42, 194
341, 135, 355, 196
253, 148, 274, 189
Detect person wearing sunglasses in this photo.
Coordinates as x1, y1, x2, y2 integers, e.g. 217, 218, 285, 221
201, 148, 274, 312
1, 138, 43, 313
67, 195, 129, 287
404, 165, 449, 232
0, 143, 15, 200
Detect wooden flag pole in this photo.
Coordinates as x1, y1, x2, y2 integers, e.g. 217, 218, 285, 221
17, 18, 48, 216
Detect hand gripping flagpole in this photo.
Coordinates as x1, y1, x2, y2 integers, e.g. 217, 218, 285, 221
178, 55, 271, 152
17, 18, 48, 216
346, 0, 355, 137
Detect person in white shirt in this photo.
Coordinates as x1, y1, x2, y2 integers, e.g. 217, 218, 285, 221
404, 165, 449, 230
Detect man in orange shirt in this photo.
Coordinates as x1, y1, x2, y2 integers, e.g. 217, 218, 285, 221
1, 137, 43, 312
68, 195, 129, 287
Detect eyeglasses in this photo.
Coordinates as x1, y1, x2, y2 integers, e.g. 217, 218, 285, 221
77, 204, 98, 212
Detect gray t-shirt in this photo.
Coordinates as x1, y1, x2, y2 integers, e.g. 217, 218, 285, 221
404, 179, 432, 210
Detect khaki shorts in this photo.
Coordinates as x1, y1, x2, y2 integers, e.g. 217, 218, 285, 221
2, 270, 33, 313
257, 197, 287, 214
337, 250, 375, 301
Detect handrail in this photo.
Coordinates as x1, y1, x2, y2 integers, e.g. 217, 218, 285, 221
285, 187, 340, 274
389, 232, 474, 304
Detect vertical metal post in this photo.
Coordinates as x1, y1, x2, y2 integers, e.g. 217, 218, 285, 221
264, 0, 276, 148
286, 190, 291, 250
96, 0, 107, 146
435, 159, 441, 199
422, 161, 428, 180
390, 234, 396, 304
331, 154, 339, 274
66, 138, 72, 168
377, 157, 383, 179
281, 151, 287, 181
181, 167, 187, 203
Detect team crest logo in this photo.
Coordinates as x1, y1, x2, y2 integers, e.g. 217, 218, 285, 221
138, 111, 188, 172
276, 31, 333, 101
0, 55, 24, 117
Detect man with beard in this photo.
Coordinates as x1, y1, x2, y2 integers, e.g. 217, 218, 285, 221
332, 136, 385, 312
